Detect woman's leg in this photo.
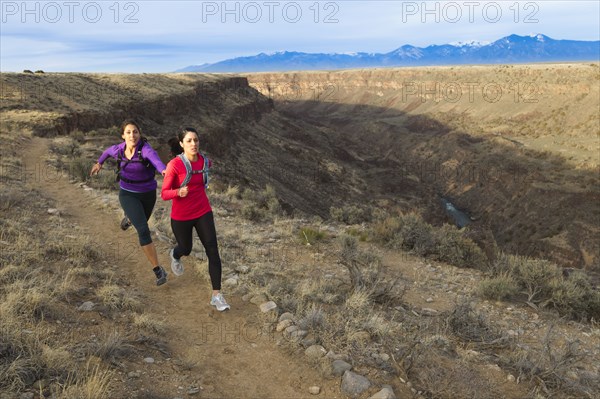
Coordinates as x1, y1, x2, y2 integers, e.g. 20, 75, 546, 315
170, 218, 196, 259
140, 243, 159, 267
193, 211, 222, 293
140, 190, 156, 221
138, 190, 161, 267
119, 189, 158, 267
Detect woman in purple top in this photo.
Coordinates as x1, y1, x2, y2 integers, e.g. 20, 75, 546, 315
90, 119, 169, 286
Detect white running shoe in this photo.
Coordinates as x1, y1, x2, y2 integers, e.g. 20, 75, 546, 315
169, 249, 184, 276
210, 293, 231, 311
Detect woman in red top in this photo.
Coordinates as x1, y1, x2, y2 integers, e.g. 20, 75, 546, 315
161, 128, 230, 311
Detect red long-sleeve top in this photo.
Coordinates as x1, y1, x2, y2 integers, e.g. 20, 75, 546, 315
161, 156, 212, 221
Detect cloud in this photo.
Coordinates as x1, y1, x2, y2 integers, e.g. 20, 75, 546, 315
1, 0, 598, 72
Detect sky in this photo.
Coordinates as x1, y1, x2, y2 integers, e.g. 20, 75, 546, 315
1, 0, 599, 72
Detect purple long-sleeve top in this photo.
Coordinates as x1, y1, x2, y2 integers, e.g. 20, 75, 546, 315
97, 141, 166, 192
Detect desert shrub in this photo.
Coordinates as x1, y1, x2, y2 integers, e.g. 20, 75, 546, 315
500, 327, 598, 398
432, 224, 487, 269
445, 302, 501, 343
488, 251, 514, 275
296, 305, 327, 332
89, 170, 118, 190
225, 184, 240, 199
372, 213, 486, 269
411, 355, 503, 399
0, 188, 25, 211
548, 271, 600, 320
346, 226, 369, 242
371, 216, 401, 244
392, 212, 435, 255
240, 203, 266, 222
330, 205, 372, 225
512, 257, 561, 303
479, 273, 520, 300
292, 291, 397, 364
49, 138, 81, 157
240, 185, 282, 221
67, 157, 92, 183
297, 277, 343, 305
338, 235, 404, 305
485, 252, 599, 320
70, 129, 85, 144
339, 235, 373, 290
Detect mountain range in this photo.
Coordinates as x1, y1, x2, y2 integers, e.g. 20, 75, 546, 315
177, 34, 600, 73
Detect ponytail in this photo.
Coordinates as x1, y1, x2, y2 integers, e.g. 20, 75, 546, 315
168, 137, 183, 156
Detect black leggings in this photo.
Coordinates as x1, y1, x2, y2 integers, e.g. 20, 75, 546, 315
119, 189, 155, 246
171, 211, 222, 290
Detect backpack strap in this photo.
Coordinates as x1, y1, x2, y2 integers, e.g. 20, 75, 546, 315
115, 138, 155, 183
201, 154, 210, 189
137, 138, 152, 168
177, 153, 210, 189
177, 153, 193, 187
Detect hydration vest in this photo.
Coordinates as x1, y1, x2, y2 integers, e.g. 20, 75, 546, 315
177, 153, 210, 189
115, 138, 155, 184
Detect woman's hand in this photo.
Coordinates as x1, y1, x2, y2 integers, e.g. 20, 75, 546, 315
90, 163, 102, 176
178, 186, 189, 198
161, 170, 166, 177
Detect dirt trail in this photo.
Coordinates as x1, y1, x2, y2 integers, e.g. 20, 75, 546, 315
26, 136, 339, 399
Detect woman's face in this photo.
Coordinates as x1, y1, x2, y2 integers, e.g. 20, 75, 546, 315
122, 124, 141, 147
180, 132, 199, 156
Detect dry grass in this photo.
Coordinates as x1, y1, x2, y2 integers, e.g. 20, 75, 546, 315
0, 280, 57, 321
57, 364, 114, 399
298, 226, 327, 246
89, 330, 134, 361
330, 204, 372, 225
445, 302, 502, 344
0, 318, 47, 393
97, 283, 141, 311
0, 148, 147, 397
0, 187, 25, 211
499, 326, 599, 398
133, 313, 167, 335
297, 277, 342, 305
412, 355, 502, 399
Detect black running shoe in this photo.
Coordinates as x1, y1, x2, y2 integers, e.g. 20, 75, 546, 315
120, 217, 132, 231
154, 266, 168, 286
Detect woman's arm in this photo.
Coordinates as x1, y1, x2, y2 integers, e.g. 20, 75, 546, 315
142, 143, 167, 174
90, 144, 119, 176
161, 160, 182, 201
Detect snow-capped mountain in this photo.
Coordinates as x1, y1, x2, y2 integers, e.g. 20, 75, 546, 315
176, 34, 600, 73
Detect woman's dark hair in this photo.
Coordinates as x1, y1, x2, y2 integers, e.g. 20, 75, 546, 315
169, 127, 199, 156
120, 119, 142, 134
